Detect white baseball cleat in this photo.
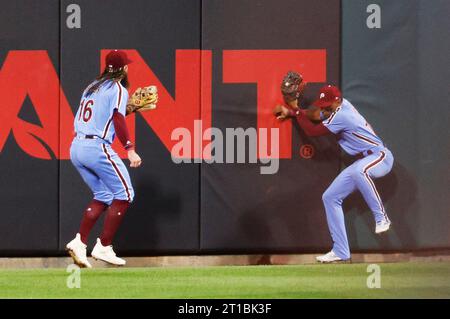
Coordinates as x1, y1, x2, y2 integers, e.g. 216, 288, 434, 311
316, 251, 349, 263
375, 218, 391, 234
66, 233, 92, 268
91, 238, 126, 266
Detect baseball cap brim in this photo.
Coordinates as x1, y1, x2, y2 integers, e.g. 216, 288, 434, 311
124, 57, 133, 65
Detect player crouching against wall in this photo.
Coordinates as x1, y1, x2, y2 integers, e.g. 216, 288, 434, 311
66, 50, 142, 267
274, 73, 394, 263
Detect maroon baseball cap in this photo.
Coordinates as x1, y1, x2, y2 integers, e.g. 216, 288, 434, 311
105, 50, 133, 70
312, 85, 342, 108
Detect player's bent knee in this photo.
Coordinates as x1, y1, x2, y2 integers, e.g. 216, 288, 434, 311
322, 187, 345, 205
98, 198, 113, 206
94, 193, 114, 206
322, 189, 333, 203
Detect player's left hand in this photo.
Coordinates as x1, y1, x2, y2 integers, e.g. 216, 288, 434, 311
128, 150, 142, 168
281, 71, 306, 103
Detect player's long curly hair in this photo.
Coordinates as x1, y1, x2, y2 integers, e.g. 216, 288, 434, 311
86, 67, 129, 96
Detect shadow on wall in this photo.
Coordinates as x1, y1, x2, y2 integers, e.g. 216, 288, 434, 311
293, 120, 340, 163
238, 180, 332, 253
233, 118, 341, 253
115, 177, 182, 253
235, 134, 340, 252
344, 160, 418, 250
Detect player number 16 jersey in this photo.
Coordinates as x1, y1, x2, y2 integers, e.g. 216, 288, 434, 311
74, 80, 128, 144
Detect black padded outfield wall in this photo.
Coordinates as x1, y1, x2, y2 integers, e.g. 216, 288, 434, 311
0, 1, 60, 254
200, 0, 341, 253
0, 0, 203, 255
0, 0, 449, 256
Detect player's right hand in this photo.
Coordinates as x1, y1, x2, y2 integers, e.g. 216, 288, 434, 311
128, 150, 142, 168
273, 104, 291, 121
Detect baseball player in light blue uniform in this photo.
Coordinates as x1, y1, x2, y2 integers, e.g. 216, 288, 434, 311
278, 84, 393, 263
72, 79, 134, 204
66, 50, 142, 268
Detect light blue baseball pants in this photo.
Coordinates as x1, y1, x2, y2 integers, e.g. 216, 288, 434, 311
322, 148, 394, 259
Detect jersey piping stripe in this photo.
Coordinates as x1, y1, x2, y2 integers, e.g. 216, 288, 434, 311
100, 83, 122, 139
363, 151, 386, 217
115, 82, 122, 109
102, 144, 131, 202
352, 132, 379, 146
101, 118, 113, 139
325, 107, 341, 125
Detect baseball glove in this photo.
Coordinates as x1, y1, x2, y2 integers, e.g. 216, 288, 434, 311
281, 71, 306, 103
126, 85, 158, 115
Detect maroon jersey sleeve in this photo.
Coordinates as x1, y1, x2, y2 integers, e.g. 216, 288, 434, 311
293, 109, 331, 137
113, 110, 134, 150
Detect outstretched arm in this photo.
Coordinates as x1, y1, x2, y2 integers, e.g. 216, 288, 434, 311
275, 103, 332, 137
289, 109, 331, 137
296, 111, 331, 136
276, 99, 330, 122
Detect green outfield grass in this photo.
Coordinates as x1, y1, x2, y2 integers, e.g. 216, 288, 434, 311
0, 262, 449, 298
